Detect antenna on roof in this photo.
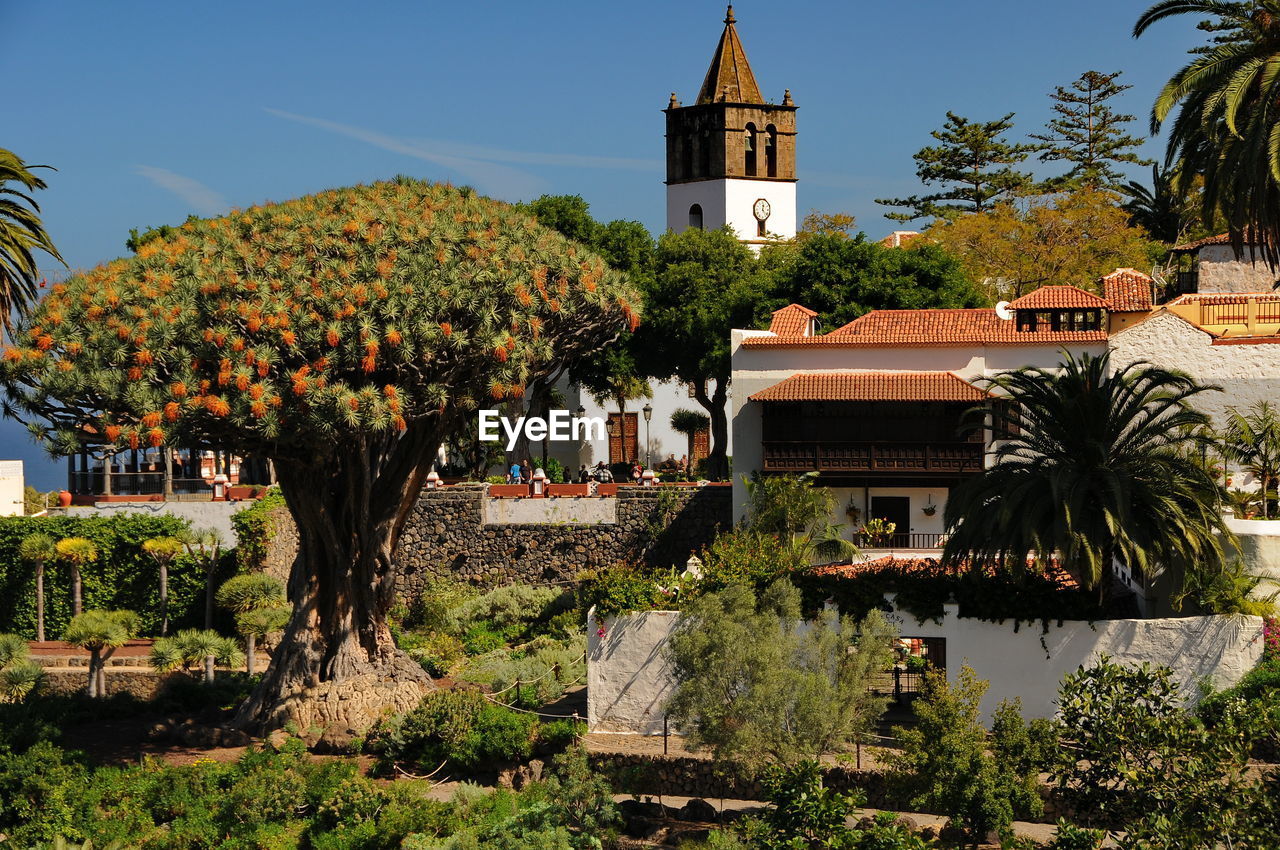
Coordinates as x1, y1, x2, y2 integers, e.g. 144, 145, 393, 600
994, 301, 1014, 321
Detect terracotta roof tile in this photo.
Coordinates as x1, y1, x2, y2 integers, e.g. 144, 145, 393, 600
1008, 285, 1109, 310
879, 231, 922, 249
1101, 269, 1153, 312
748, 371, 989, 403
741, 308, 1106, 348
768, 303, 818, 336
1172, 232, 1231, 252
1166, 292, 1280, 305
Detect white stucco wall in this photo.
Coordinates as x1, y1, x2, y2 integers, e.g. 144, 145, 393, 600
727, 329, 1106, 519
588, 606, 1264, 733
483, 496, 616, 525
1196, 245, 1280, 294
666, 178, 796, 246
63, 500, 253, 543
549, 377, 727, 474
0, 460, 24, 517
1108, 311, 1280, 429
1227, 517, 1280, 598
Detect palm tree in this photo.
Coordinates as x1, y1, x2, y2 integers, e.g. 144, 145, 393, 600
63, 610, 139, 698
149, 628, 243, 684
177, 527, 224, 629
1118, 164, 1198, 244
215, 573, 289, 675
55, 537, 98, 617
0, 632, 42, 703
1220, 401, 1280, 518
18, 533, 56, 641
744, 471, 857, 567
943, 351, 1230, 605
1135, 1, 1280, 263
0, 148, 65, 335
141, 537, 184, 636
669, 407, 709, 477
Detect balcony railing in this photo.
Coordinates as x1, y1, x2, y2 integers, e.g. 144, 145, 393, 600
853, 532, 945, 550
761, 441, 984, 475
70, 471, 212, 496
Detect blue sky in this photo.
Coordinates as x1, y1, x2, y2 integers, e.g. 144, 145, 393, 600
2, 0, 1207, 488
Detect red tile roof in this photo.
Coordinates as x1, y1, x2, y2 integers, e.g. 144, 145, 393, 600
748, 371, 989, 403
1171, 232, 1232, 252
768, 303, 818, 336
742, 307, 1108, 348
879, 231, 923, 249
1165, 292, 1280, 306
1008, 285, 1109, 310
1101, 269, 1153, 312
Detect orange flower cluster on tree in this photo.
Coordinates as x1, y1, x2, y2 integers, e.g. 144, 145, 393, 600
0, 179, 639, 460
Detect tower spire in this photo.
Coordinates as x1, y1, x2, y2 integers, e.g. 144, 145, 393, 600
696, 5, 763, 105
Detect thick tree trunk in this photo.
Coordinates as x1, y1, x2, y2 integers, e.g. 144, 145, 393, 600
72, 567, 82, 617
694, 380, 730, 481
204, 654, 215, 684
35, 563, 44, 642
246, 633, 256, 676
233, 432, 437, 748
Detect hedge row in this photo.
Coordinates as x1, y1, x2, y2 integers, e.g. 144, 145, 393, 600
0, 515, 234, 639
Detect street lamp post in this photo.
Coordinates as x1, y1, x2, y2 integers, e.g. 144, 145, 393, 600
642, 403, 653, 468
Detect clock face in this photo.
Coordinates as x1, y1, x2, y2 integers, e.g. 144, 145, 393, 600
753, 198, 771, 221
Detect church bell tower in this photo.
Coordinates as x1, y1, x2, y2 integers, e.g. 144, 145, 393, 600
665, 5, 797, 248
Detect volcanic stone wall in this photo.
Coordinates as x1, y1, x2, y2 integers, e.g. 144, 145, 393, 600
394, 483, 731, 597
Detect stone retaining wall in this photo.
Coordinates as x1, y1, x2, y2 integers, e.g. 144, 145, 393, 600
394, 484, 731, 595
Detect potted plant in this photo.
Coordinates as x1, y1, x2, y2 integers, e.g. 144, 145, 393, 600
844, 497, 861, 525
921, 502, 937, 517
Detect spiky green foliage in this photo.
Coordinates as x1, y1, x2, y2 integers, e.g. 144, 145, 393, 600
942, 351, 1230, 602
1135, 1, 1280, 264
63, 610, 139, 698
744, 471, 856, 566
19, 532, 57, 641
0, 149, 65, 336
0, 632, 41, 703
216, 573, 289, 673
54, 537, 97, 566
150, 628, 244, 683
1220, 400, 1280, 518
0, 178, 637, 458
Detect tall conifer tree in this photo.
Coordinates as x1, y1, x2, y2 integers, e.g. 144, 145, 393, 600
1031, 70, 1151, 190
877, 112, 1035, 222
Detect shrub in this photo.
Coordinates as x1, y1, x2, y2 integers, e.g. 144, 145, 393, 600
402, 578, 476, 633
462, 624, 505, 656
370, 689, 537, 773
0, 632, 42, 703
457, 633, 586, 707
406, 632, 467, 677
0, 741, 87, 846
229, 487, 287, 572
447, 584, 571, 640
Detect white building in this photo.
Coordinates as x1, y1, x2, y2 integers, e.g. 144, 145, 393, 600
730, 287, 1109, 543
0, 460, 25, 516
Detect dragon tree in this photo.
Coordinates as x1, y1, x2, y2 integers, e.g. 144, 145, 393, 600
0, 179, 639, 742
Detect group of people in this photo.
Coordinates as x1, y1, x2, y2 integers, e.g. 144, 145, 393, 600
507, 454, 693, 486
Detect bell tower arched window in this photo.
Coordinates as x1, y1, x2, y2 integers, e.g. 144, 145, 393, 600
689, 204, 704, 230
765, 125, 777, 177
744, 123, 758, 176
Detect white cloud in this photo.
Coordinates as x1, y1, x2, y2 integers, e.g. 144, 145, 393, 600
133, 166, 227, 216
263, 108, 661, 200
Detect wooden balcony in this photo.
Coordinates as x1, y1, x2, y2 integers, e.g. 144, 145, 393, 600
761, 441, 984, 477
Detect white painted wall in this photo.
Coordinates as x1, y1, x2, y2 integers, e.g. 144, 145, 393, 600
666, 178, 796, 248
63, 500, 254, 543
727, 328, 1106, 519
1108, 311, 1280, 431
550, 377, 727, 475
587, 606, 1264, 733
484, 496, 616, 526
1227, 517, 1280, 599
0, 460, 24, 517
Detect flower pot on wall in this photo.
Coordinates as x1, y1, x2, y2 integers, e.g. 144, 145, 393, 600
58, 490, 72, 508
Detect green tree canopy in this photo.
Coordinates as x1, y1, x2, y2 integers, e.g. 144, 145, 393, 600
760, 231, 988, 329
876, 112, 1036, 222
942, 351, 1230, 604
664, 579, 895, 770
1136, 0, 1280, 265
1030, 69, 1151, 190
633, 226, 763, 479
0, 178, 638, 736
0, 148, 65, 336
